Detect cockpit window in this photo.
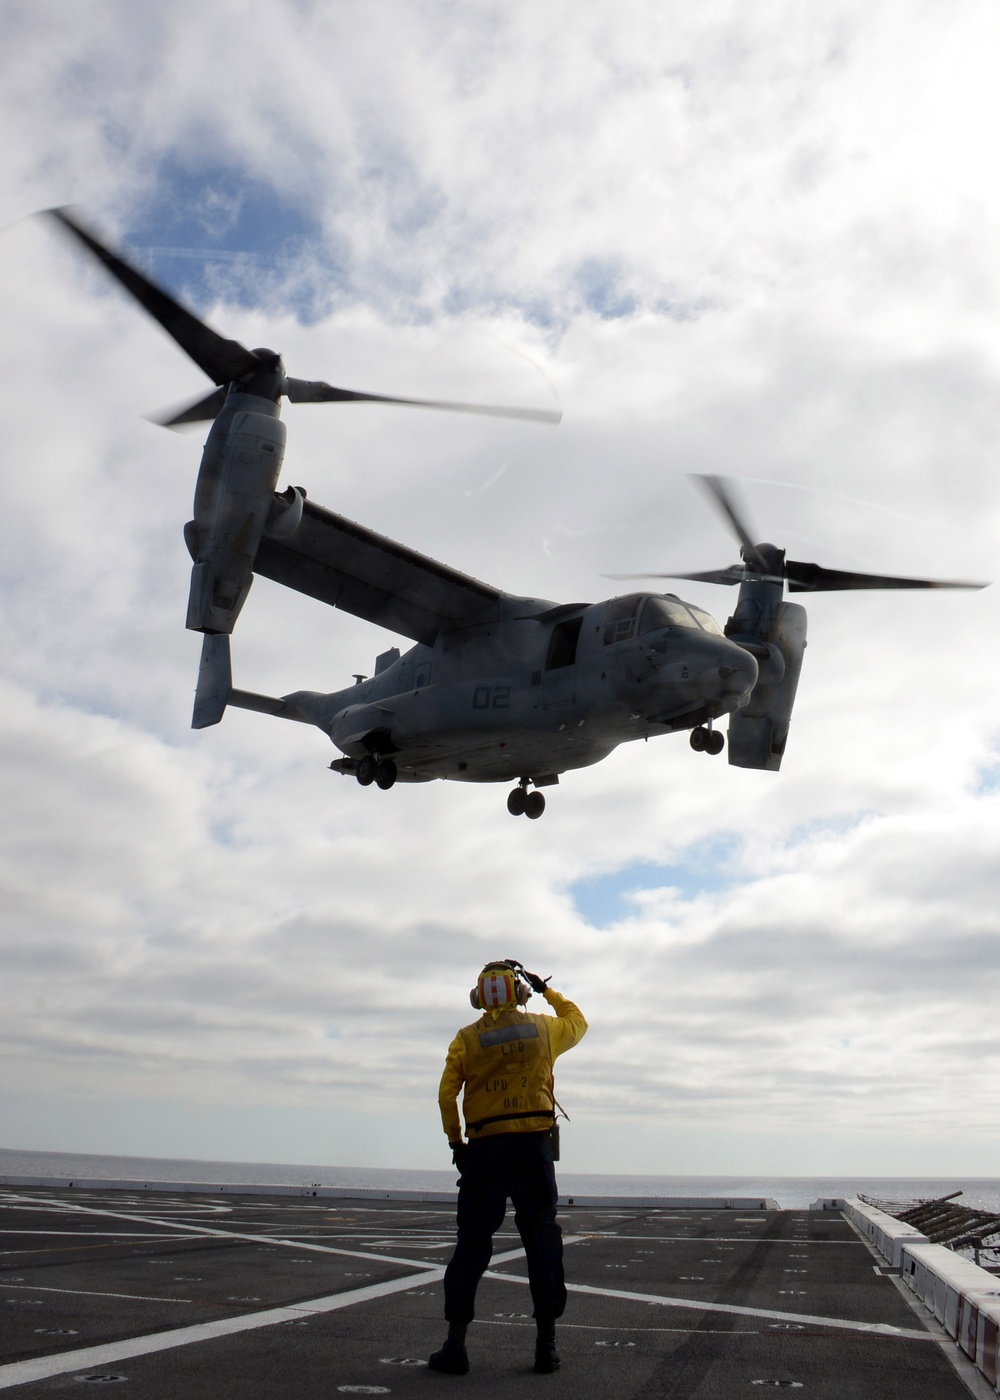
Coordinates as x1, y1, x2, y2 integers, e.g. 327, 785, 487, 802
687, 606, 723, 636
637, 595, 724, 636
603, 594, 643, 646
639, 596, 699, 633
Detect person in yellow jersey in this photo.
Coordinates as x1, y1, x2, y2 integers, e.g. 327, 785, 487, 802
429, 958, 587, 1376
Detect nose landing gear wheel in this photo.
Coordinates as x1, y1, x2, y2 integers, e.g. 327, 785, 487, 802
689, 727, 707, 752
375, 758, 398, 790
524, 790, 546, 819
356, 754, 377, 786
507, 787, 528, 816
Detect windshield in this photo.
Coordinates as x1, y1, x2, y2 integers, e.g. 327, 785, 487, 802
687, 605, 723, 636
639, 596, 699, 633
639, 596, 723, 636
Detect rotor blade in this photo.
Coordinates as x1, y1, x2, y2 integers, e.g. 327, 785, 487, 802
606, 565, 749, 586
43, 207, 259, 386
284, 376, 561, 424
693, 474, 758, 556
148, 386, 229, 429
785, 561, 988, 592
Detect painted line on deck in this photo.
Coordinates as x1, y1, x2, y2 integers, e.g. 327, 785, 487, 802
0, 1282, 193, 1304
0, 1268, 447, 1390
484, 1272, 937, 1341
0, 1239, 537, 1390
0, 1232, 192, 1238
560, 1234, 855, 1246
479, 1318, 760, 1335
0, 1194, 450, 1273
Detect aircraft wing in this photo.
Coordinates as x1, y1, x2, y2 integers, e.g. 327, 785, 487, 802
253, 497, 502, 644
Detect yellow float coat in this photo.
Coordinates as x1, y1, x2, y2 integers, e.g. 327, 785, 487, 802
438, 988, 587, 1142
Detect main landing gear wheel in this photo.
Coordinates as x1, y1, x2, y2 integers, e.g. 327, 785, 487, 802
356, 754, 377, 786
525, 790, 546, 819
375, 758, 398, 790
507, 786, 546, 817
690, 726, 725, 756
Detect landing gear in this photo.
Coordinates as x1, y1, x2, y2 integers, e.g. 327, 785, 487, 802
507, 782, 546, 818
525, 790, 546, 819
507, 786, 528, 816
356, 754, 398, 788
690, 726, 725, 756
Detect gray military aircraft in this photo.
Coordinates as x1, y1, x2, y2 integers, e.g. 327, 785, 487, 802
43, 209, 985, 817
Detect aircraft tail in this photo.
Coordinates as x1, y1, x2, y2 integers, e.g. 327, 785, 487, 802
192, 634, 233, 729
191, 632, 317, 729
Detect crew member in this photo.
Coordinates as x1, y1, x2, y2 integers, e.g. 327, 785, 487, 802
429, 959, 587, 1376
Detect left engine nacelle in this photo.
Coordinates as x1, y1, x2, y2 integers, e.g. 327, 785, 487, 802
184, 405, 287, 634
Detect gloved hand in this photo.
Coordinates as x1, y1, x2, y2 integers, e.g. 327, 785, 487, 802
522, 968, 550, 995
450, 1141, 468, 1175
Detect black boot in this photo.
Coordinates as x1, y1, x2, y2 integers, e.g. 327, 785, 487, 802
534, 1319, 560, 1373
428, 1323, 469, 1374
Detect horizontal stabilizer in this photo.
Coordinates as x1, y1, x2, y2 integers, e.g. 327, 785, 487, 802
192, 634, 232, 729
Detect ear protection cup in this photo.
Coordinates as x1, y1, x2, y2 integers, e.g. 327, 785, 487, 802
471, 960, 531, 1011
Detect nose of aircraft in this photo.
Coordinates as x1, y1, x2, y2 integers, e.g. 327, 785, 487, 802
715, 638, 758, 704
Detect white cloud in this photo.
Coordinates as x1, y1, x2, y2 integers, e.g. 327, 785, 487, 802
1, 0, 999, 1179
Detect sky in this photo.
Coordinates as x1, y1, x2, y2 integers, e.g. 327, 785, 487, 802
2, 0, 1000, 1180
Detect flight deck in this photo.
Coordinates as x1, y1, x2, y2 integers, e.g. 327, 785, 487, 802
0, 1186, 992, 1398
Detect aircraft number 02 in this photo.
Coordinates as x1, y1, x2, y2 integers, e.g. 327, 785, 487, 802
472, 685, 511, 710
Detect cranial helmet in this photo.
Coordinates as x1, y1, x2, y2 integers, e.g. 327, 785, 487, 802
470, 961, 531, 1011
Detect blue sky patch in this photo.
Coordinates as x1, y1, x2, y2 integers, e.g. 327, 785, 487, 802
575, 256, 638, 319
974, 754, 1000, 795
124, 156, 347, 322
781, 811, 878, 848
570, 834, 742, 927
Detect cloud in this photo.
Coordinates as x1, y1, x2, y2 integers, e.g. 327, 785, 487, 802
1, 0, 999, 1177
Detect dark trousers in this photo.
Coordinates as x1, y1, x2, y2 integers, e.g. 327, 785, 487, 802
443, 1130, 565, 1326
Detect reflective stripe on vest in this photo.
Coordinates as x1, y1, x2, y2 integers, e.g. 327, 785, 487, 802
460, 1012, 554, 1136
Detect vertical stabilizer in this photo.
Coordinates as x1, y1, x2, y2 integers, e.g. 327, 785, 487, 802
192, 634, 233, 729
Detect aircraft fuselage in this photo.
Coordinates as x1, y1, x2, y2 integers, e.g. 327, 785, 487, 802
279, 592, 758, 784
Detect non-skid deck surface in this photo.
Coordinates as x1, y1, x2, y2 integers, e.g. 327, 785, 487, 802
0, 1188, 976, 1397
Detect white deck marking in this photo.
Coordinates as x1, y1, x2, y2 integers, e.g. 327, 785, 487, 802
0, 1232, 194, 1238
0, 1236, 537, 1390
0, 1282, 192, 1304
0, 1194, 452, 1273
480, 1318, 761, 1335
483, 1271, 936, 1341
539, 1234, 853, 1247
0, 1268, 448, 1390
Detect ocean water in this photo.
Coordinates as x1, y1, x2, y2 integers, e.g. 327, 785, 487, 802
2, 1147, 998, 1212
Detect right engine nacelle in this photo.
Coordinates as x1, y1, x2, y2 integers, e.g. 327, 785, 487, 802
727, 600, 807, 772
184, 403, 287, 634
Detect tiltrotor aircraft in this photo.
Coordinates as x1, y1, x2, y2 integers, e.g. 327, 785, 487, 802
43, 209, 985, 817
